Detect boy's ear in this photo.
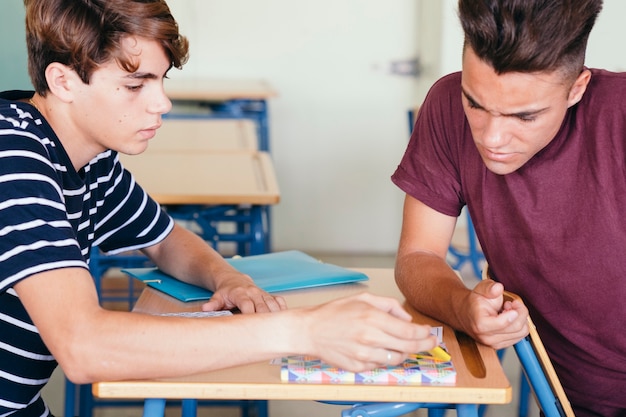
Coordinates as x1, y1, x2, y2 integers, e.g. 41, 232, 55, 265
45, 62, 81, 103
567, 69, 591, 108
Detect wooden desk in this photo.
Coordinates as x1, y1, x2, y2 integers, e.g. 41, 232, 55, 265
165, 79, 277, 102
120, 149, 279, 255
93, 268, 511, 416
151, 119, 259, 153
120, 152, 279, 206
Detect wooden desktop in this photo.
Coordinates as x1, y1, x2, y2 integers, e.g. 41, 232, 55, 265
93, 268, 511, 416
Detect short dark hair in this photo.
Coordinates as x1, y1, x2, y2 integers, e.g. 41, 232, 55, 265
24, 0, 189, 95
458, 0, 603, 80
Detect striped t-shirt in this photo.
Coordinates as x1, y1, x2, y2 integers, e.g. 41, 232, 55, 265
0, 91, 173, 416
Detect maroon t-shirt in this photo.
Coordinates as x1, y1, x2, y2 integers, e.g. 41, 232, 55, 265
392, 70, 626, 416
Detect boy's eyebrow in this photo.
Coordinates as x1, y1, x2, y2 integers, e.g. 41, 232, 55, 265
125, 71, 159, 80
461, 88, 484, 109
461, 87, 549, 118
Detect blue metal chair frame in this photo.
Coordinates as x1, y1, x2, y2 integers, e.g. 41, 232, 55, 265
325, 402, 479, 417
446, 211, 485, 279
514, 337, 566, 417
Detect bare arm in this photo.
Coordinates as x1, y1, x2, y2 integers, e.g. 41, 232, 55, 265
14, 268, 436, 384
142, 223, 286, 313
395, 195, 528, 349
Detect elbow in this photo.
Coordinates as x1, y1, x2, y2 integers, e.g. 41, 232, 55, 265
52, 320, 111, 384
61, 363, 92, 385
55, 339, 100, 384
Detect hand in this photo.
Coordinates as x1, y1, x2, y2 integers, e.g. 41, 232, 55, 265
301, 292, 438, 373
461, 279, 529, 349
201, 271, 287, 313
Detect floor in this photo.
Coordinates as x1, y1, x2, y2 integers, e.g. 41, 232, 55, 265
41, 251, 539, 417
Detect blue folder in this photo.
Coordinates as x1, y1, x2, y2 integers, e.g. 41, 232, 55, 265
122, 250, 369, 302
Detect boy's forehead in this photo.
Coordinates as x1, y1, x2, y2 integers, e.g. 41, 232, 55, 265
114, 36, 170, 77
461, 51, 571, 114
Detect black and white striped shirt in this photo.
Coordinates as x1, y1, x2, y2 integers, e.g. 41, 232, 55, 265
0, 91, 173, 416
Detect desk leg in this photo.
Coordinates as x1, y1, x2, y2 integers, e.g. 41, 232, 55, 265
249, 206, 267, 255
456, 404, 479, 417
142, 399, 166, 417
181, 399, 198, 417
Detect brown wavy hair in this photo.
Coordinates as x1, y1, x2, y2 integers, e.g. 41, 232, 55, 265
459, 0, 603, 81
24, 0, 189, 95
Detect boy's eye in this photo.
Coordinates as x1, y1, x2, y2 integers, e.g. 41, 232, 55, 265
126, 84, 144, 92
464, 96, 481, 110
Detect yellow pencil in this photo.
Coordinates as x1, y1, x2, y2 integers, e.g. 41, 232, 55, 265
428, 346, 451, 362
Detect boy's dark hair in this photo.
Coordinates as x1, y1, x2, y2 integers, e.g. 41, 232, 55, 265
24, 0, 189, 95
459, 0, 603, 81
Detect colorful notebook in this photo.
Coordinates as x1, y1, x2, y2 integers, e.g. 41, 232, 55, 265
122, 250, 369, 302
280, 353, 456, 385
279, 327, 455, 385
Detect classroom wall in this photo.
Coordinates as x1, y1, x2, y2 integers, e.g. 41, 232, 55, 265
0, 1, 31, 91
165, 0, 425, 254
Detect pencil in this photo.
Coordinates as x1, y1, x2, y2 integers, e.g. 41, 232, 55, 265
428, 346, 451, 362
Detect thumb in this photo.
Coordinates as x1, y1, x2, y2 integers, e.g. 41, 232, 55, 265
473, 279, 504, 300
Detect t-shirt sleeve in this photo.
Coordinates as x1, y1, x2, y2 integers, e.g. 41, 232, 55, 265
391, 73, 467, 217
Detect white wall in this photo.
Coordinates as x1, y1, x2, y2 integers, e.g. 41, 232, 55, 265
0, 2, 31, 90
440, 0, 463, 75
166, 0, 423, 254
586, 1, 626, 71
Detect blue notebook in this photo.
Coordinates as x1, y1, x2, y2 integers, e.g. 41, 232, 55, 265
122, 250, 369, 302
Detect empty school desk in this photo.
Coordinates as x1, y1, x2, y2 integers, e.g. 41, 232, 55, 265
93, 268, 512, 417
119, 118, 280, 255
165, 78, 277, 151
151, 118, 260, 153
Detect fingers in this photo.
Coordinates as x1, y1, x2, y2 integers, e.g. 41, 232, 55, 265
350, 292, 413, 321
457, 280, 531, 349
201, 290, 287, 313
356, 349, 410, 370
244, 294, 287, 314
470, 296, 530, 349
306, 294, 439, 372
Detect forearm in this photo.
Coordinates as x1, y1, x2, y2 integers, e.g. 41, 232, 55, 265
65, 308, 301, 383
145, 224, 245, 289
395, 251, 471, 331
